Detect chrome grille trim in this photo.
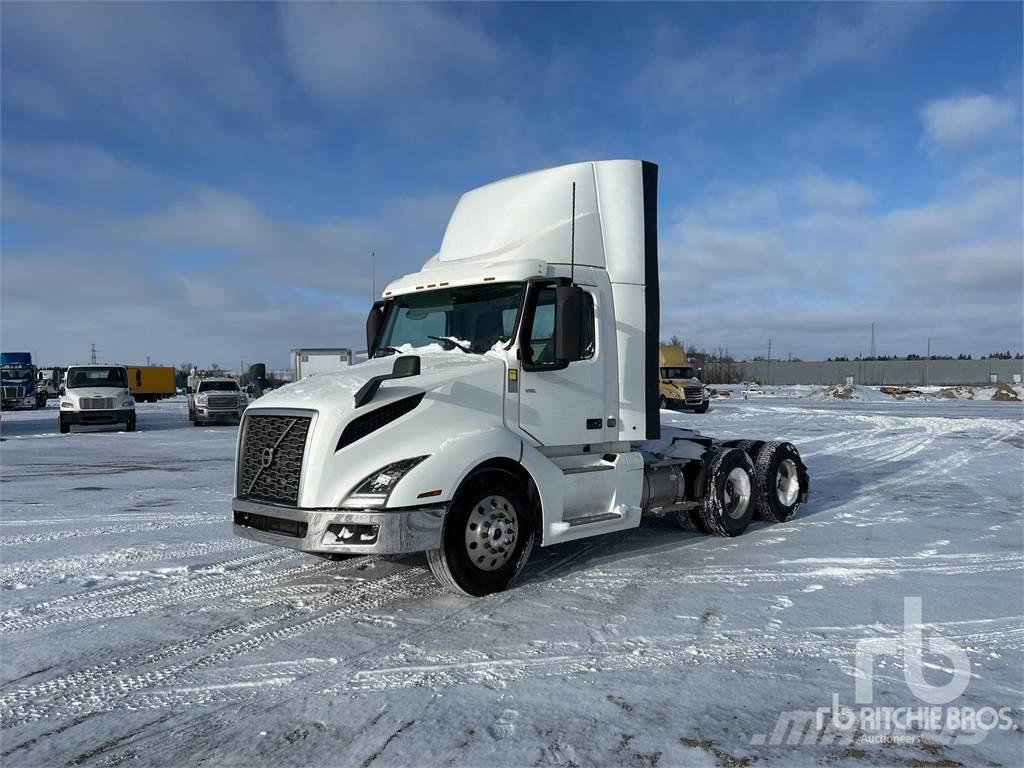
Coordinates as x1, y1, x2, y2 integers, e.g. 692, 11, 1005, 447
2, 386, 25, 399
80, 397, 116, 410
237, 410, 314, 506
684, 386, 703, 401
207, 395, 241, 409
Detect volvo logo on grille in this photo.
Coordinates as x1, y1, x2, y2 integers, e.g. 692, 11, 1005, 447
261, 447, 275, 469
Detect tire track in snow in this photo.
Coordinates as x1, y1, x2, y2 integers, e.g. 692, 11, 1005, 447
0, 565, 435, 726
0, 548, 319, 634
0, 538, 255, 588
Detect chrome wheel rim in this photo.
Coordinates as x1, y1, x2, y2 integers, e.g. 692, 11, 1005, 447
776, 458, 800, 506
723, 467, 751, 519
464, 494, 517, 571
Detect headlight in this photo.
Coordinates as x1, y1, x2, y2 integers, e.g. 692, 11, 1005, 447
195, 394, 208, 404
346, 456, 429, 507
122, 400, 134, 408
60, 401, 74, 409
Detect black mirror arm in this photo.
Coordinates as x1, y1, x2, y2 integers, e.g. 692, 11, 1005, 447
353, 355, 421, 408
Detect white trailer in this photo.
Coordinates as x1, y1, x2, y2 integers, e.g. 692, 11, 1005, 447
291, 348, 352, 381
233, 161, 809, 596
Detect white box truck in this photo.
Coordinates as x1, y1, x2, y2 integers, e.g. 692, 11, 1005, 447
291, 348, 352, 380
233, 161, 809, 596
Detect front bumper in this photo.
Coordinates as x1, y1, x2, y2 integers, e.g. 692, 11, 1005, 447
196, 406, 245, 420
61, 408, 133, 425
232, 497, 446, 555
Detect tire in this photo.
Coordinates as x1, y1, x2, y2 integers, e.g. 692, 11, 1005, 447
752, 441, 807, 523
426, 468, 535, 597
59, 416, 70, 434
692, 400, 709, 414
126, 414, 137, 432
193, 418, 202, 427
659, 395, 668, 410
692, 448, 756, 537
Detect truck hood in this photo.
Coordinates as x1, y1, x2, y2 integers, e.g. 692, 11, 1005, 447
64, 387, 129, 400
255, 348, 506, 419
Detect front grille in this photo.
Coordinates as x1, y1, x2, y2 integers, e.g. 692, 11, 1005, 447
238, 414, 312, 506
3, 386, 25, 399
684, 386, 703, 402
80, 397, 116, 410
207, 395, 240, 409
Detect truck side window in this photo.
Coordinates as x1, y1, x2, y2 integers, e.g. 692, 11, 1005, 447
527, 288, 557, 364
525, 286, 596, 365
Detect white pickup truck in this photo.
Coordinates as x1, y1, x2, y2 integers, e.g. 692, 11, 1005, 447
232, 160, 809, 596
190, 377, 247, 426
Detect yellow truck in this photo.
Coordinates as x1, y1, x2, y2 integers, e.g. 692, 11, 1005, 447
126, 366, 176, 402
659, 346, 709, 413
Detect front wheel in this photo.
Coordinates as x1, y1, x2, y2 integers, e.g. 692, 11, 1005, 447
126, 414, 137, 432
426, 469, 535, 597
659, 395, 668, 410
58, 416, 70, 434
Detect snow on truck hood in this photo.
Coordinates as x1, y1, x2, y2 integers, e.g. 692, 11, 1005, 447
253, 345, 506, 418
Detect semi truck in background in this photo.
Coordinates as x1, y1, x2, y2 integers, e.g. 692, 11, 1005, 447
1, 352, 46, 410
658, 345, 710, 413
232, 160, 809, 596
291, 348, 352, 381
126, 366, 176, 402
36, 368, 64, 400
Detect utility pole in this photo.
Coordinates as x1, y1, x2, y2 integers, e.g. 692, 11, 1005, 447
926, 337, 931, 387
90, 344, 97, 364
146, 356, 151, 366
371, 251, 376, 302
870, 322, 876, 359
767, 339, 772, 386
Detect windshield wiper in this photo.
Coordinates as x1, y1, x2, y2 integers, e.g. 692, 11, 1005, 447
428, 336, 472, 354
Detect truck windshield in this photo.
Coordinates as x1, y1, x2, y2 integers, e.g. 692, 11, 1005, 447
198, 381, 239, 392
1, 366, 34, 380
377, 283, 523, 355
67, 367, 128, 388
662, 366, 695, 379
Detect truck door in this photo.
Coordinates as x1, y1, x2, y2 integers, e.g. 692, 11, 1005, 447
516, 280, 606, 447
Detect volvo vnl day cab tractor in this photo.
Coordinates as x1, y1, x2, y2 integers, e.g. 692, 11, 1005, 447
59, 365, 136, 433
658, 345, 710, 413
232, 160, 809, 596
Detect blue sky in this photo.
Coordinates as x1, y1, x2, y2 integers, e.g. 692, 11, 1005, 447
2, 2, 1021, 369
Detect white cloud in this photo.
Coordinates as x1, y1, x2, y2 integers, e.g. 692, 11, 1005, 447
639, 4, 932, 110
921, 94, 1016, 146
659, 174, 1022, 358
279, 4, 504, 105
797, 175, 874, 210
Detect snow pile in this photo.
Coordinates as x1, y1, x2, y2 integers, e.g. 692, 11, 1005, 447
806, 384, 891, 402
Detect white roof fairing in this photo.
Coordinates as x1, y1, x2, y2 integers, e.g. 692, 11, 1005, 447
383, 160, 652, 296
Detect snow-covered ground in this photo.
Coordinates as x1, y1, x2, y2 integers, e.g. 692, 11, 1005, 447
1, 397, 1021, 767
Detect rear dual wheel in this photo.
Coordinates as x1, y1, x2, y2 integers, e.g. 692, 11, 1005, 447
681, 448, 756, 537
751, 441, 806, 523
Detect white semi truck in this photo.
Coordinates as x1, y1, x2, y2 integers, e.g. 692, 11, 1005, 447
232, 160, 809, 596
